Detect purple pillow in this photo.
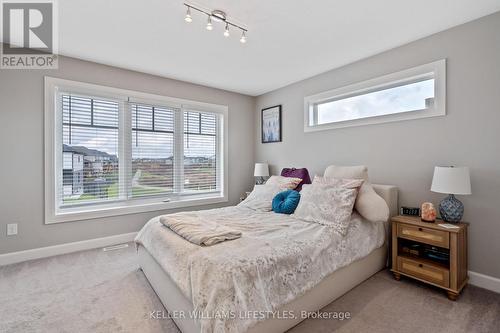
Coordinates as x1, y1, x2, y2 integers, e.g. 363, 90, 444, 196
281, 167, 311, 191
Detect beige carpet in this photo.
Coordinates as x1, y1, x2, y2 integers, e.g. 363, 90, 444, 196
0, 243, 499, 333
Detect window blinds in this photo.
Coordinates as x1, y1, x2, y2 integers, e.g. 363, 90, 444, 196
61, 94, 120, 205
59, 94, 221, 208
131, 103, 175, 198
183, 111, 218, 193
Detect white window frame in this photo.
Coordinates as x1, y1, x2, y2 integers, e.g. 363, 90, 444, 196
44, 77, 228, 224
304, 59, 446, 132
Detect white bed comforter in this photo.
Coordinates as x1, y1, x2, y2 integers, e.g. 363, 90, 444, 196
135, 206, 385, 333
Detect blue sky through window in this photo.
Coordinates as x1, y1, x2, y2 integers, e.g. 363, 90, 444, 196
317, 79, 434, 125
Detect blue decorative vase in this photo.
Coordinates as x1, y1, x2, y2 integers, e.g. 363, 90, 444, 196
439, 194, 464, 223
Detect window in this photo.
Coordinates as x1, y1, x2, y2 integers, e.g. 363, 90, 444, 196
62, 94, 120, 204
131, 103, 175, 198
304, 59, 446, 131
184, 111, 218, 193
45, 77, 228, 224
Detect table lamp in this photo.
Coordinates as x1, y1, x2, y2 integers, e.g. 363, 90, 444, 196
254, 163, 269, 185
431, 166, 471, 223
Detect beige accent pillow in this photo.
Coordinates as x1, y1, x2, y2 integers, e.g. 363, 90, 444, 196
324, 165, 389, 223
292, 184, 358, 236
266, 175, 303, 190
313, 175, 364, 189
237, 184, 283, 212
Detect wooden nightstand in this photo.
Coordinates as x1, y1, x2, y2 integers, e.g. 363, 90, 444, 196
390, 215, 468, 300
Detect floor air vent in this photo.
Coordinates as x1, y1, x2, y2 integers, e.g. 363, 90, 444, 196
103, 243, 129, 251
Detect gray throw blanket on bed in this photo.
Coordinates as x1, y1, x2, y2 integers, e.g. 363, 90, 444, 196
159, 212, 242, 246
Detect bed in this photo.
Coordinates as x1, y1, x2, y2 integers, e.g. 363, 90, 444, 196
135, 184, 398, 333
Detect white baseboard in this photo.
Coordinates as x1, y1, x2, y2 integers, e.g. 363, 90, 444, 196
0, 232, 137, 267
468, 271, 500, 294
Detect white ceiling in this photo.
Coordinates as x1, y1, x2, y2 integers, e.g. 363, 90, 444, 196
57, 0, 500, 96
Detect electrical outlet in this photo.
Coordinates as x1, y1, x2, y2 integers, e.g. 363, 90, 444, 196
7, 223, 18, 236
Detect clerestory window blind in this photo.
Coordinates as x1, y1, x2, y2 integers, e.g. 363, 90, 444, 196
54, 85, 225, 218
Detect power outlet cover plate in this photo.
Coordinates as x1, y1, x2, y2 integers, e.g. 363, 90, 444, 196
7, 223, 18, 236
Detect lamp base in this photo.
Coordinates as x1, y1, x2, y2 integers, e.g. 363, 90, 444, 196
439, 194, 464, 223
255, 176, 266, 185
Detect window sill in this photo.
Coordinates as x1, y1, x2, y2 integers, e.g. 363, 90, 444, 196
45, 194, 228, 224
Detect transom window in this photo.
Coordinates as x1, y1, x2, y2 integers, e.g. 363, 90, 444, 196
45, 77, 227, 224
304, 60, 446, 131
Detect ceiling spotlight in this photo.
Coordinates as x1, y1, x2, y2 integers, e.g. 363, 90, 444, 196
184, 6, 192, 23
240, 30, 247, 43
206, 15, 213, 30
223, 23, 230, 37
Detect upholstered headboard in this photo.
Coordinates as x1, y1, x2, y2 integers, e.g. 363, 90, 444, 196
372, 184, 399, 219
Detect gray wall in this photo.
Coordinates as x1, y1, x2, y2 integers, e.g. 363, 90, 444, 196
0, 55, 255, 254
255, 12, 500, 278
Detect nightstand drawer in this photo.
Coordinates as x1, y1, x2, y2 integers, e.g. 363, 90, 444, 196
397, 256, 450, 288
397, 224, 450, 248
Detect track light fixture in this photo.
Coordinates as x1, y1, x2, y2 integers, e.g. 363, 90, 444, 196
206, 15, 213, 30
183, 3, 248, 43
240, 30, 247, 43
184, 6, 192, 23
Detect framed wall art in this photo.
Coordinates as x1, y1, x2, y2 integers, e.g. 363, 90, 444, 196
261, 105, 282, 143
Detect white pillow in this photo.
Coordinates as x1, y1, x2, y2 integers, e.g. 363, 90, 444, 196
292, 184, 358, 236
238, 184, 283, 212
323, 165, 389, 223
265, 175, 303, 190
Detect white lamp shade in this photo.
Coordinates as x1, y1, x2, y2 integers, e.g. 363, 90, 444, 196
431, 166, 471, 195
254, 163, 269, 177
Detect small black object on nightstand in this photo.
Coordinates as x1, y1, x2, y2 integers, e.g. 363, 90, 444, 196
400, 206, 420, 217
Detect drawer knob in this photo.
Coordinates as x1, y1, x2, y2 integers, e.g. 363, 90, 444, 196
418, 227, 423, 232
418, 264, 423, 268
